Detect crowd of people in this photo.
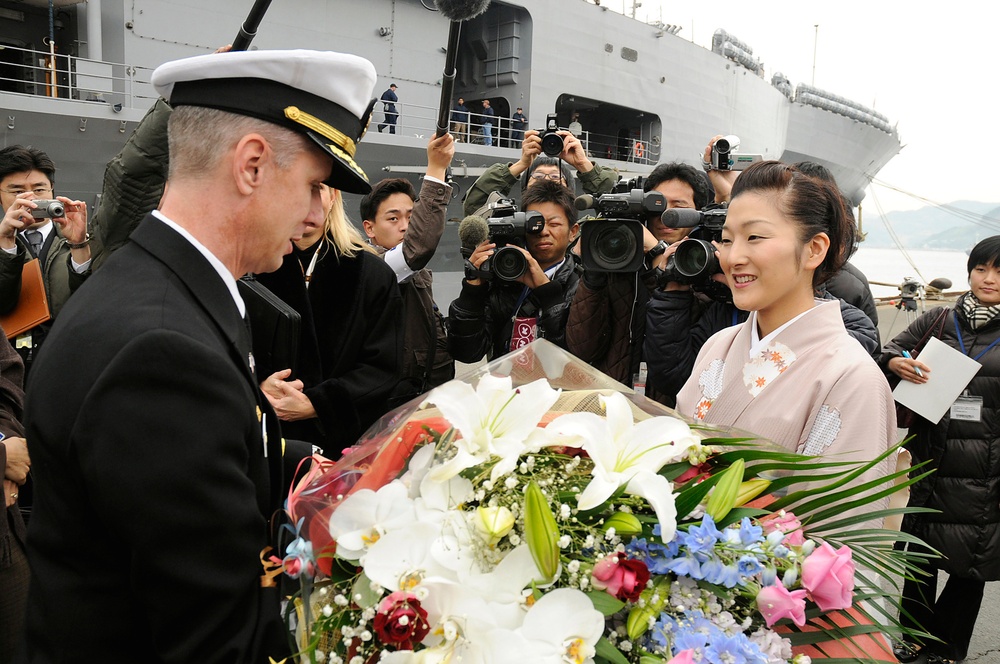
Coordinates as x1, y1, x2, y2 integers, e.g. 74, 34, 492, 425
0, 46, 995, 664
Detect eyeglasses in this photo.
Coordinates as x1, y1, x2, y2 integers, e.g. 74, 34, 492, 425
530, 173, 563, 182
1, 187, 53, 196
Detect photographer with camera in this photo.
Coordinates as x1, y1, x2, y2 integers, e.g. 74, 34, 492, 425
0, 146, 93, 372
564, 163, 711, 389
448, 180, 582, 362
462, 117, 616, 217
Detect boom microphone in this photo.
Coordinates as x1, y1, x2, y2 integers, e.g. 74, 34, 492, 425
458, 214, 489, 257
434, 0, 492, 137
660, 208, 704, 228
575, 194, 596, 211
435, 0, 492, 20
231, 0, 274, 51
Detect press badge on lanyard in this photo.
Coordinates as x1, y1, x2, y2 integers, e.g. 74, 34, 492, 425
951, 391, 983, 422
509, 285, 537, 350
510, 316, 537, 349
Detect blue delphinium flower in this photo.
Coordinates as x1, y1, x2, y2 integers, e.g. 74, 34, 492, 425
736, 554, 764, 578
664, 552, 703, 579
683, 515, 723, 559
653, 524, 682, 557
738, 517, 764, 546
627, 537, 675, 575
700, 558, 741, 588
705, 633, 750, 664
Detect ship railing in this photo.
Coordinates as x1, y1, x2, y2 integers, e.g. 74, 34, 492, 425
373, 101, 657, 165
0, 44, 157, 110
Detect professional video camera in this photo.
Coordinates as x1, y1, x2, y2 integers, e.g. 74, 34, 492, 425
479, 199, 545, 281
539, 113, 563, 157
711, 135, 763, 172
612, 176, 645, 194
577, 189, 665, 272
656, 205, 731, 301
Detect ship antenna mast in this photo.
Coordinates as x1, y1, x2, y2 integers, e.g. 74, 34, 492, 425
811, 24, 819, 86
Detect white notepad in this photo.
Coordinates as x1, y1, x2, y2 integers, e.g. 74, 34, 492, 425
893, 336, 982, 424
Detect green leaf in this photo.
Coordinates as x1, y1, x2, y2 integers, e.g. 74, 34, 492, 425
586, 590, 626, 616
594, 636, 630, 664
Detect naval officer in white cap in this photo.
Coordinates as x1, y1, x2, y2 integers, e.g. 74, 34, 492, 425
20, 50, 376, 663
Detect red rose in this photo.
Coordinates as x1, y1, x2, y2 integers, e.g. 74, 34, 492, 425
591, 555, 650, 602
373, 591, 431, 649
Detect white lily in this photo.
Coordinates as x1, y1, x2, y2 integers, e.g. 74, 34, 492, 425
326, 480, 416, 562
420, 374, 559, 482
545, 392, 699, 542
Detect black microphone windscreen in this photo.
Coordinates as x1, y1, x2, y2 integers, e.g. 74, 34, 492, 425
661, 208, 703, 228
435, 0, 491, 22
458, 215, 489, 250
575, 194, 596, 211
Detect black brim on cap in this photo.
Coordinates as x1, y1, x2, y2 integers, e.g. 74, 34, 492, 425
169, 77, 374, 193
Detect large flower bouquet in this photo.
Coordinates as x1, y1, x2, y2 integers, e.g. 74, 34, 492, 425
278, 340, 931, 664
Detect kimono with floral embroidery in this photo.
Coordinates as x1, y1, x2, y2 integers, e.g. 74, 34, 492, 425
677, 299, 895, 522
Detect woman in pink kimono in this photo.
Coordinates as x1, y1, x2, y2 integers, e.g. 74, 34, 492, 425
676, 161, 895, 511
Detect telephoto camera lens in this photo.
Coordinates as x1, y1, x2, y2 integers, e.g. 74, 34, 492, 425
590, 224, 638, 271
492, 246, 528, 281
674, 239, 721, 279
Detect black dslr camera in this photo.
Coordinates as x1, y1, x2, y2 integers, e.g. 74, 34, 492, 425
657, 206, 731, 301
480, 200, 545, 281
579, 189, 666, 272
539, 113, 563, 157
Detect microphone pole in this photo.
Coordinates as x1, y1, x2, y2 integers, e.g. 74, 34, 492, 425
232, 0, 275, 51
435, 20, 462, 137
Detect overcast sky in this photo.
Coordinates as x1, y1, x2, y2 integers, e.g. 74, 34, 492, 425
627, 1, 997, 215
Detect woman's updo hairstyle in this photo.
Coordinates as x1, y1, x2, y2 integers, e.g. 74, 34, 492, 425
730, 160, 854, 286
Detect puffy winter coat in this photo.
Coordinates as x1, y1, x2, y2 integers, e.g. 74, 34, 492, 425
880, 303, 1000, 581
447, 254, 583, 363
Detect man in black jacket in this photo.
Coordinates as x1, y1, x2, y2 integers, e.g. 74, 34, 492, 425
21, 49, 377, 664
448, 180, 582, 362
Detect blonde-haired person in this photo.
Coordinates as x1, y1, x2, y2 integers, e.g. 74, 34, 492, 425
258, 185, 404, 456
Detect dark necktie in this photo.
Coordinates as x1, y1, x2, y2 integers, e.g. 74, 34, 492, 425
24, 230, 43, 258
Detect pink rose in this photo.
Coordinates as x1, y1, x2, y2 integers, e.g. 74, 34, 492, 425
756, 583, 808, 627
759, 510, 806, 547
373, 591, 431, 649
667, 649, 696, 664
591, 555, 650, 602
801, 541, 855, 611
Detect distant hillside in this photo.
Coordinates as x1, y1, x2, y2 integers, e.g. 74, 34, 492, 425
860, 201, 1000, 250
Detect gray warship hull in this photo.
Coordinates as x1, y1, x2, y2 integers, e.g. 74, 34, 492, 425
1, 0, 901, 273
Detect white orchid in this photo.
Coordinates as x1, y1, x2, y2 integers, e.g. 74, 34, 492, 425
327, 480, 416, 562
420, 374, 559, 482
363, 522, 459, 594
545, 391, 700, 542
486, 588, 606, 664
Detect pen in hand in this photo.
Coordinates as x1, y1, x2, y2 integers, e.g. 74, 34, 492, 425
902, 350, 923, 378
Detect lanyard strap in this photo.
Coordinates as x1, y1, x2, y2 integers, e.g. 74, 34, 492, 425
511, 286, 531, 322
953, 311, 1000, 360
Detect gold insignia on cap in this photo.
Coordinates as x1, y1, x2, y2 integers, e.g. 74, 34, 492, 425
327, 143, 369, 180
284, 106, 357, 158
